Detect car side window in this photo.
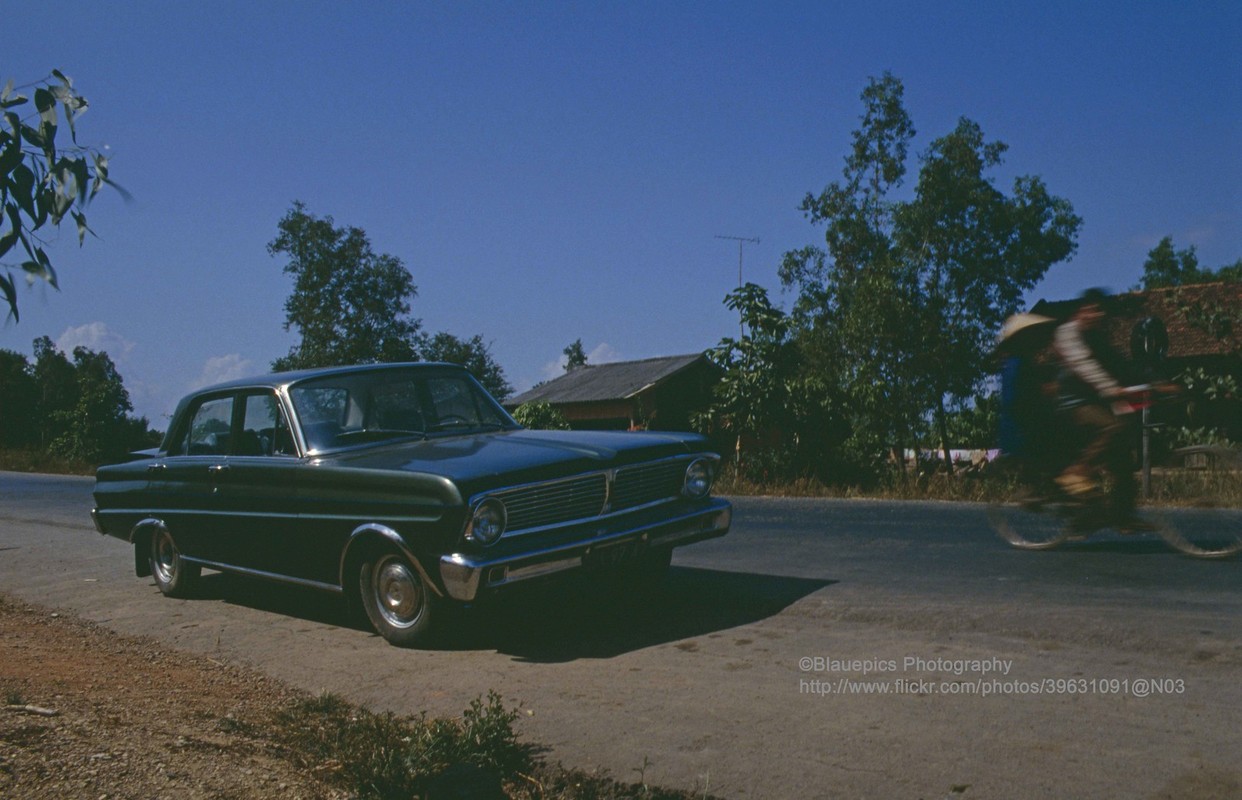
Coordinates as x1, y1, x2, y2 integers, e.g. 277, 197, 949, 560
180, 396, 234, 456
239, 393, 296, 457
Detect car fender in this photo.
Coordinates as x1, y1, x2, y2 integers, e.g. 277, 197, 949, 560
340, 522, 443, 598
128, 517, 169, 578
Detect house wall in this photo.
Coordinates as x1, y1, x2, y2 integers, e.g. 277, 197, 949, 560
553, 363, 721, 433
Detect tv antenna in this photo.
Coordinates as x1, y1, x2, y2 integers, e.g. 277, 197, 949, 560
716, 235, 760, 335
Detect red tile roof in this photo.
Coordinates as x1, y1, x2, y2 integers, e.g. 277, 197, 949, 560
1031, 282, 1241, 360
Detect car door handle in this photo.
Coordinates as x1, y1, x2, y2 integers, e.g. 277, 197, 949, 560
207, 464, 230, 476
146, 463, 166, 473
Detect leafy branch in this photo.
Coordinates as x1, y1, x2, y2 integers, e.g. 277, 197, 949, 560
1, 70, 127, 321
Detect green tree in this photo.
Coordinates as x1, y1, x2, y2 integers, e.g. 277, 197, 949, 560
782, 74, 1081, 473
1140, 236, 1241, 289
0, 349, 38, 447
700, 284, 844, 477
31, 335, 76, 449
49, 346, 139, 462
563, 339, 588, 371
780, 73, 926, 470
1, 71, 123, 322
270, 202, 423, 371
1141, 237, 1203, 289
5, 337, 150, 463
421, 331, 513, 401
511, 401, 571, 430
703, 284, 793, 437
896, 117, 1080, 466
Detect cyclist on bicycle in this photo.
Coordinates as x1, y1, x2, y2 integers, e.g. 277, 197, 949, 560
1052, 288, 1145, 529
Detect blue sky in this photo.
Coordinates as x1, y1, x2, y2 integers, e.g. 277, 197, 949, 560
4, 1, 1239, 426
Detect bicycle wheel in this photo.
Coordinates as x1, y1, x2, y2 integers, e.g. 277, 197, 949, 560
1151, 506, 1242, 559
988, 500, 1071, 550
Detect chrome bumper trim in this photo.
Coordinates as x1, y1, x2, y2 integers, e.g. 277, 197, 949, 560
439, 500, 731, 602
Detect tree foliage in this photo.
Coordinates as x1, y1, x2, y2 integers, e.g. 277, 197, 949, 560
269, 203, 516, 401
510, 401, 571, 430
701, 284, 799, 443
699, 284, 845, 479
563, 339, 588, 371
1, 71, 123, 322
421, 331, 513, 401
1139, 236, 1242, 289
270, 202, 423, 371
780, 73, 1081, 473
0, 337, 152, 464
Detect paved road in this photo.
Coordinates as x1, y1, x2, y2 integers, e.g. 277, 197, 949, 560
2, 471, 1240, 798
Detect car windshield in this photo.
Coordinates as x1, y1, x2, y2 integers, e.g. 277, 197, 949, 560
289, 368, 516, 452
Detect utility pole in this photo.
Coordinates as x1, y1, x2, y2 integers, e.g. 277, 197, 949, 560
715, 235, 759, 336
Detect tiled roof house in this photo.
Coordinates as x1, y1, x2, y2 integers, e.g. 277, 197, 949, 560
507, 353, 721, 431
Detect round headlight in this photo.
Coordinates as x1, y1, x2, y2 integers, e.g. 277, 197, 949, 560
683, 458, 714, 499
467, 498, 507, 546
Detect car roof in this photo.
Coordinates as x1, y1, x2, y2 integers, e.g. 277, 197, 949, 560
191, 362, 469, 395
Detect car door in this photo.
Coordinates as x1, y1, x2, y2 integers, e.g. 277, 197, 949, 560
207, 391, 305, 578
149, 393, 236, 564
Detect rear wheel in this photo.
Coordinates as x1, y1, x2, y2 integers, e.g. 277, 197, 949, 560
359, 550, 439, 647
988, 500, 1072, 551
149, 526, 200, 597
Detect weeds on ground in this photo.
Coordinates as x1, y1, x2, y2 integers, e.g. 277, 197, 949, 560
269, 690, 718, 800
272, 690, 529, 798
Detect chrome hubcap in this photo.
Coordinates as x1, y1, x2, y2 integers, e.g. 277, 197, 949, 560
374, 556, 422, 629
153, 531, 178, 584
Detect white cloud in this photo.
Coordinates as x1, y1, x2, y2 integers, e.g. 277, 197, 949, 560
56, 322, 136, 361
587, 342, 621, 364
191, 354, 255, 389
538, 358, 565, 384
536, 341, 623, 384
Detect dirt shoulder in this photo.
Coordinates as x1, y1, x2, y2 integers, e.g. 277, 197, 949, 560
0, 593, 336, 799
0, 593, 717, 800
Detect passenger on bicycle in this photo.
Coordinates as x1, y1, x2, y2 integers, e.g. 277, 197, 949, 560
1052, 288, 1144, 528
995, 313, 1059, 477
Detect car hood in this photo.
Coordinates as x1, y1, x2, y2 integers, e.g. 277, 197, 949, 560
317, 429, 713, 494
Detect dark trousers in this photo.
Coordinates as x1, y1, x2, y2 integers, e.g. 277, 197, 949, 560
1064, 401, 1136, 514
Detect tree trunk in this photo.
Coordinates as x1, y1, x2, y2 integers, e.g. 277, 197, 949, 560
936, 397, 954, 475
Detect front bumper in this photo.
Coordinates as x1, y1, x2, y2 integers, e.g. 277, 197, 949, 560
438, 498, 732, 601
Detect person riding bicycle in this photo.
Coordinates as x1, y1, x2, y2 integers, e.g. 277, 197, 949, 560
1051, 288, 1145, 529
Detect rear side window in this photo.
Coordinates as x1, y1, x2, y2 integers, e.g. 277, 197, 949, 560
171, 396, 234, 456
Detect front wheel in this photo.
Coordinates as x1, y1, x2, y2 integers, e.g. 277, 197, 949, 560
149, 525, 201, 598
359, 550, 440, 647
1152, 506, 1242, 559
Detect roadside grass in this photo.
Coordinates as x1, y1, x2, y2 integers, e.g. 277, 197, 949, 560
0, 448, 94, 476
716, 462, 1242, 507
268, 690, 719, 800
1145, 469, 1242, 507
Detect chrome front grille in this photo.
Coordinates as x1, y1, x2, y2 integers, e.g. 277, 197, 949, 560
482, 457, 696, 535
496, 473, 608, 532
611, 459, 687, 511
